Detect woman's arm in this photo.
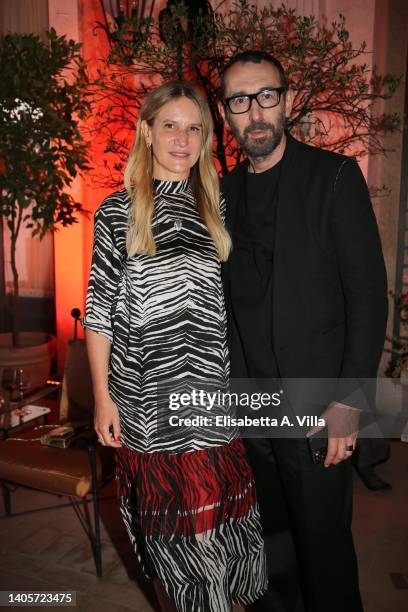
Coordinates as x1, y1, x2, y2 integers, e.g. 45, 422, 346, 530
83, 200, 125, 448
86, 328, 122, 447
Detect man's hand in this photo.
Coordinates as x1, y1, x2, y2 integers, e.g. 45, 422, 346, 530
307, 402, 360, 467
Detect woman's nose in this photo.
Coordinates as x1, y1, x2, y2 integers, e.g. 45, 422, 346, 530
174, 129, 189, 146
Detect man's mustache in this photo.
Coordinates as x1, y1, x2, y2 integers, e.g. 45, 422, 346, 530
244, 122, 274, 137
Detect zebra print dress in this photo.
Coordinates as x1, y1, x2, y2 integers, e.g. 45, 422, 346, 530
83, 179, 267, 612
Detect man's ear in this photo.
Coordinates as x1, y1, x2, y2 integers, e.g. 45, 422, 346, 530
141, 119, 151, 146
284, 88, 294, 119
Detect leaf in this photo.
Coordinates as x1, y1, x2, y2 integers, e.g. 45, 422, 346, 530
0, 28, 91, 304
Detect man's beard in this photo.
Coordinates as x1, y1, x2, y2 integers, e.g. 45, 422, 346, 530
230, 112, 286, 160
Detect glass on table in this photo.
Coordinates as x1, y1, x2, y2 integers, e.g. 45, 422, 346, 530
1, 368, 31, 415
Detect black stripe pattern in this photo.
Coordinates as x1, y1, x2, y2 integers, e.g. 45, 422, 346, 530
83, 180, 267, 610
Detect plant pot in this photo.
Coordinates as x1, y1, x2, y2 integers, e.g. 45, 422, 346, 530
0, 332, 57, 397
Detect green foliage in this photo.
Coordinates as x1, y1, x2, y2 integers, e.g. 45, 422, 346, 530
91, 0, 401, 186
385, 292, 408, 378
0, 29, 90, 343
0, 29, 90, 240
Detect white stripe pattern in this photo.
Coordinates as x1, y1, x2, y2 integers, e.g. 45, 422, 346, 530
83, 179, 267, 611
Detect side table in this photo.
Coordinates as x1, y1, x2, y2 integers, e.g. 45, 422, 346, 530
0, 383, 61, 440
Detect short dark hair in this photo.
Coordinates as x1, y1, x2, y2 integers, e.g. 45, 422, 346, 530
220, 50, 288, 97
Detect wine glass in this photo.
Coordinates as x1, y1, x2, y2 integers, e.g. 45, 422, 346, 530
1, 369, 31, 419
16, 368, 30, 401
2, 368, 19, 401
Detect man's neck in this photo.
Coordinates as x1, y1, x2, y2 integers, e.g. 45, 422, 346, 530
247, 133, 287, 174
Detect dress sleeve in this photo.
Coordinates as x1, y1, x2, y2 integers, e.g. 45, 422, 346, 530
219, 194, 227, 226
82, 205, 123, 343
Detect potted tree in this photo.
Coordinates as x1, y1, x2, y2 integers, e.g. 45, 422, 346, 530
0, 29, 90, 394
385, 292, 408, 380
92, 1, 400, 183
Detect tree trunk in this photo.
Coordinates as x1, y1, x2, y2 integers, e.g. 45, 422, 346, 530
9, 233, 20, 348
214, 121, 228, 176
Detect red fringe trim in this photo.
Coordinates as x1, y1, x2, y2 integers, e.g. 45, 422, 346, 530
115, 438, 257, 537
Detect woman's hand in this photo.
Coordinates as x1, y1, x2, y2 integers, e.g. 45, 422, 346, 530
94, 394, 122, 447
85, 329, 122, 448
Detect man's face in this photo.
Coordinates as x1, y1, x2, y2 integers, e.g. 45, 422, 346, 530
221, 61, 293, 159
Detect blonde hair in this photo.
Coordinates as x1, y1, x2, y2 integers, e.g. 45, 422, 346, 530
124, 81, 231, 261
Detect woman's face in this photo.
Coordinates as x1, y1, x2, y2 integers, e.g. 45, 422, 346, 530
142, 96, 203, 181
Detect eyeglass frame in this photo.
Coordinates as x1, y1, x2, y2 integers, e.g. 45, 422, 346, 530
224, 87, 287, 114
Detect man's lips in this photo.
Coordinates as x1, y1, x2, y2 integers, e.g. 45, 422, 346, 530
248, 129, 269, 138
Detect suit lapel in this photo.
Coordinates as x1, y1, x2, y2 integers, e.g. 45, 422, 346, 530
224, 162, 247, 235
223, 137, 303, 352
222, 164, 247, 351
273, 135, 303, 351
222, 162, 247, 286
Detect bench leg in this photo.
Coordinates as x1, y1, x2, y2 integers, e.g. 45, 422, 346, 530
89, 445, 102, 577
2, 483, 11, 516
92, 487, 102, 577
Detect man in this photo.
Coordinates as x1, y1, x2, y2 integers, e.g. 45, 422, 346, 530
219, 51, 388, 612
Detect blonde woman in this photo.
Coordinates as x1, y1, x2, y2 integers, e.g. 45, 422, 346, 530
83, 82, 267, 612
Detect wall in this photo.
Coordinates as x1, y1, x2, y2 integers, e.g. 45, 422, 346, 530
0, 0, 56, 337
2, 0, 407, 372
79, 0, 115, 321
48, 0, 86, 371
370, 0, 408, 353
258, 0, 407, 367
0, 0, 48, 39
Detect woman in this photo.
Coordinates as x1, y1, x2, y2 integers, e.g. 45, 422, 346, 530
82, 81, 267, 612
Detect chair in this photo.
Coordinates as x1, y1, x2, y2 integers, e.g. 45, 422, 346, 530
0, 339, 115, 577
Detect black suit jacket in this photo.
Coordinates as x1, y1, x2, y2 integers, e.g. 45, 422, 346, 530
221, 135, 388, 406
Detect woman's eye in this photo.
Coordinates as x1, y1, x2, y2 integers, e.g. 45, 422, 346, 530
164, 123, 175, 129
190, 126, 200, 132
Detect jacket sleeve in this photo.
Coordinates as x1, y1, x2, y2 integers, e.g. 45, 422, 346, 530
330, 158, 388, 380
82, 205, 123, 343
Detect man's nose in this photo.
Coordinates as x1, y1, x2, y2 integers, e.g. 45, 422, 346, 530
249, 98, 263, 122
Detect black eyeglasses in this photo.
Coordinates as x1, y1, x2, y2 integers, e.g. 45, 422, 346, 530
225, 87, 286, 114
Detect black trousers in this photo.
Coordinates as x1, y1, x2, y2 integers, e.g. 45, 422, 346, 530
244, 437, 364, 612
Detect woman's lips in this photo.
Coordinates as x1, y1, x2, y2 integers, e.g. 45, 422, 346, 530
169, 151, 190, 158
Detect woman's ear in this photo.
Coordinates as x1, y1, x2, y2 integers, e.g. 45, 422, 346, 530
141, 120, 151, 147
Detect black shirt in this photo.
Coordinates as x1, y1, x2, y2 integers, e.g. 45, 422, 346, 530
229, 159, 282, 379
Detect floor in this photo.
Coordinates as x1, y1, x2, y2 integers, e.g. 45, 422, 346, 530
0, 441, 407, 612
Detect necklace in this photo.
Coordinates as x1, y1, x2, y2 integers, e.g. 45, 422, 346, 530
173, 187, 187, 231
153, 178, 187, 231
174, 217, 183, 231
